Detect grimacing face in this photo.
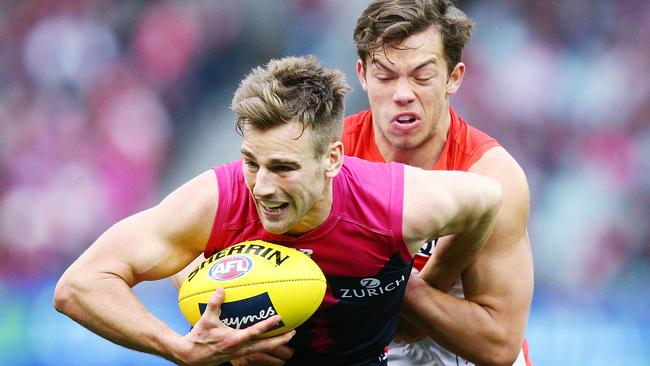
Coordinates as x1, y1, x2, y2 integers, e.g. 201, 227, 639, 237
240, 122, 340, 236
357, 25, 464, 153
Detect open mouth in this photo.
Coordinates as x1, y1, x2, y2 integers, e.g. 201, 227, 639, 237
395, 114, 417, 124
260, 202, 289, 214
391, 113, 421, 131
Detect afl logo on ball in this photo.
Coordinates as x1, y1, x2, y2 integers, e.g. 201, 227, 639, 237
208, 256, 253, 281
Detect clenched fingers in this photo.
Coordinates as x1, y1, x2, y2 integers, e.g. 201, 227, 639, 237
232, 330, 296, 357
232, 343, 295, 365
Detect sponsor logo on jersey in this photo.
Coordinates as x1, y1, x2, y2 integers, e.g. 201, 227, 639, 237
198, 292, 284, 330
360, 277, 381, 288
337, 275, 406, 299
208, 255, 253, 281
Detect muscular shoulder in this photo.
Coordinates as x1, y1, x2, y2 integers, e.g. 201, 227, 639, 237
469, 147, 528, 196
469, 147, 530, 241
155, 170, 219, 253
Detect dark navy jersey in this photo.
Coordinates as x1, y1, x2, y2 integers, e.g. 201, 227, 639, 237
287, 253, 412, 365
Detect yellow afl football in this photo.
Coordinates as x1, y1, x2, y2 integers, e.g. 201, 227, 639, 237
178, 240, 327, 338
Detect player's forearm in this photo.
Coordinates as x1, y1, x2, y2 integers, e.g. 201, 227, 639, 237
54, 273, 187, 363
421, 227, 489, 290
422, 184, 502, 289
401, 276, 522, 366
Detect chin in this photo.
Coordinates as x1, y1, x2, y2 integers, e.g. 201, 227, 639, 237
260, 220, 291, 235
261, 224, 285, 235
391, 135, 428, 150
391, 140, 419, 150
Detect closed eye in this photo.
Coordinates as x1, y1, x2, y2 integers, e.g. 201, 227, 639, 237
375, 75, 395, 81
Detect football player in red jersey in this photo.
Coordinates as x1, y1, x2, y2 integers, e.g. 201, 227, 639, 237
343, 1, 534, 365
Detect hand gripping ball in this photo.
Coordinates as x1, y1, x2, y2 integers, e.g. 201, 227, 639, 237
178, 240, 327, 337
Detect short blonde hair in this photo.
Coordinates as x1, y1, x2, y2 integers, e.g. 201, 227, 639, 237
232, 56, 351, 156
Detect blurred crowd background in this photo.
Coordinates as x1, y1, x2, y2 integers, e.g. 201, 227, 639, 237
1, 0, 649, 365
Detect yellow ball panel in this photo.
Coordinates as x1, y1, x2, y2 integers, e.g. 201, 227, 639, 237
178, 241, 327, 338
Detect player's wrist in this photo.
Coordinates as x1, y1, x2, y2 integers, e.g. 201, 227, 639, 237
165, 333, 197, 365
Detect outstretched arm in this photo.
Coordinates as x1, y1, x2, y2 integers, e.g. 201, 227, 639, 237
402, 147, 533, 366
53, 170, 294, 365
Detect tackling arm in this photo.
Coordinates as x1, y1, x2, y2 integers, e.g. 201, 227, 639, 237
402, 147, 533, 366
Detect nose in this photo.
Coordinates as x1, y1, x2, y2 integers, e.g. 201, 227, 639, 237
393, 77, 415, 106
252, 168, 275, 198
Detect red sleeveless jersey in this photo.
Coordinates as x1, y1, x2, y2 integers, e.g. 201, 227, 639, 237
342, 107, 500, 271
343, 107, 499, 170
342, 109, 533, 366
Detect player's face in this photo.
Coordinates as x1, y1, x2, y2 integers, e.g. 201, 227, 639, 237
357, 26, 464, 151
240, 122, 339, 236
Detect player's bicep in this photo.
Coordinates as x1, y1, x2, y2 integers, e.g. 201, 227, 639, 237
132, 170, 218, 283
67, 170, 218, 287
402, 166, 501, 249
471, 148, 530, 243
462, 149, 533, 325
102, 208, 202, 285
402, 167, 454, 248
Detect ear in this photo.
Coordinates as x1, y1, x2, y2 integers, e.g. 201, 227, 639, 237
446, 62, 465, 96
356, 59, 368, 92
324, 141, 344, 178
